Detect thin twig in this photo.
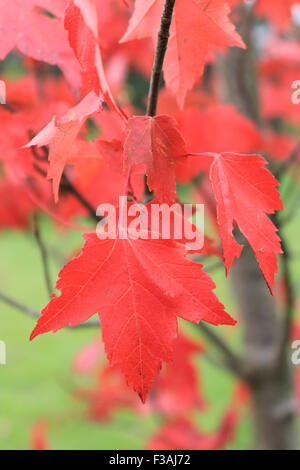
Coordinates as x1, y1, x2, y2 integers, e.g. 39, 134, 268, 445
201, 351, 232, 372
202, 260, 224, 273
146, 0, 176, 116
0, 291, 40, 319
3, 103, 16, 113
62, 173, 99, 221
33, 213, 53, 296
197, 322, 243, 377
0, 290, 100, 329
32, 158, 99, 221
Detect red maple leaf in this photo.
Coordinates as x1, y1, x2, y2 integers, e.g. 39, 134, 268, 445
0, 180, 34, 230
173, 104, 263, 183
123, 115, 187, 202
72, 339, 103, 374
75, 332, 205, 419
75, 362, 138, 421
209, 152, 283, 293
148, 410, 238, 450
121, 0, 245, 107
150, 333, 205, 415
30, 420, 49, 451
25, 91, 103, 202
0, 0, 81, 90
30, 227, 234, 401
64, 0, 127, 121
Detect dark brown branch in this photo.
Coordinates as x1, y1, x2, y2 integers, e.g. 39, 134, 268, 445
146, 0, 176, 116
32, 159, 99, 221
33, 213, 52, 296
3, 103, 17, 113
61, 173, 99, 221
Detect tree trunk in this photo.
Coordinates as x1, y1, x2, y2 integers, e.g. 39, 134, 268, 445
231, 242, 296, 449
221, 5, 297, 449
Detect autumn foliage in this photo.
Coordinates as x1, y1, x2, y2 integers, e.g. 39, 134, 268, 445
1, 0, 300, 451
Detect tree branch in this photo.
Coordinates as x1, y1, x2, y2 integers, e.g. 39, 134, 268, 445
146, 0, 176, 116
33, 213, 53, 296
197, 322, 244, 377
0, 290, 100, 329
0, 291, 41, 320
32, 159, 99, 221
61, 173, 99, 221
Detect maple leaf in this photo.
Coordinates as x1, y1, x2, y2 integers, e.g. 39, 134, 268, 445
123, 115, 187, 202
209, 152, 283, 293
72, 339, 103, 374
0, 180, 34, 230
30, 420, 49, 451
148, 410, 238, 450
25, 91, 103, 202
76, 362, 138, 421
151, 333, 205, 415
121, 0, 245, 107
75, 332, 205, 418
173, 104, 263, 183
0, 0, 81, 90
30, 230, 234, 401
61, 141, 145, 214
96, 139, 126, 174
64, 0, 127, 121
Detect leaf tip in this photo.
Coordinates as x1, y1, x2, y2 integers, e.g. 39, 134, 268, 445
30, 328, 39, 341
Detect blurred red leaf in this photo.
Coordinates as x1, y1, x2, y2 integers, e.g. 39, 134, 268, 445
121, 0, 245, 107
0, 0, 81, 89
30, 227, 234, 401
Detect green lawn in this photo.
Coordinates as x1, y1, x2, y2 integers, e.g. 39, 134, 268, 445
0, 192, 299, 449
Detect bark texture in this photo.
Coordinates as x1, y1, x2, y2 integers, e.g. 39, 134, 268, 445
231, 242, 296, 449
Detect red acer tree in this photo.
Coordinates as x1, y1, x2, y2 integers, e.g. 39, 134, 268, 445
0, 0, 299, 450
